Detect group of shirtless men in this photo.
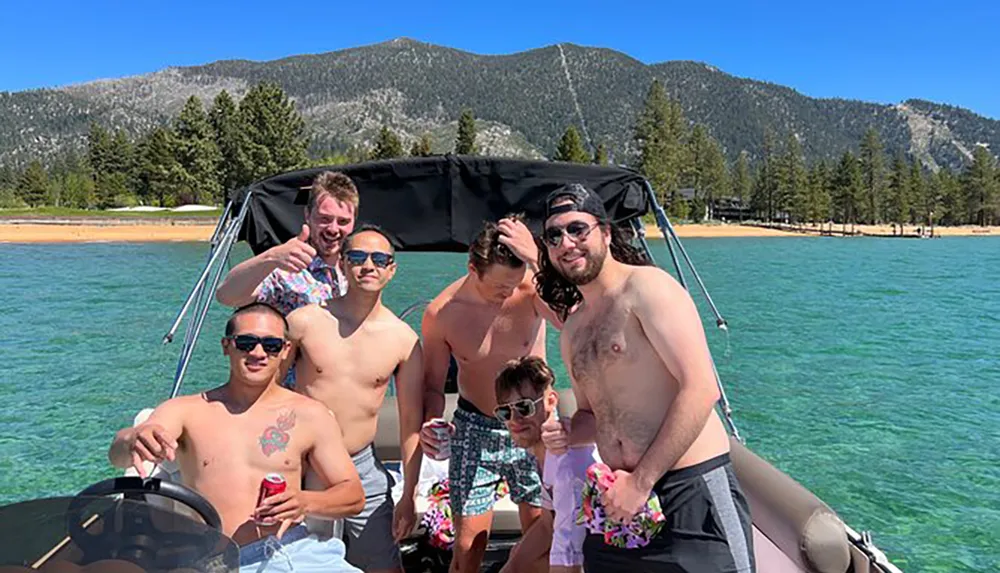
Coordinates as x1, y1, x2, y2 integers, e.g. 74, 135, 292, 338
108, 171, 756, 573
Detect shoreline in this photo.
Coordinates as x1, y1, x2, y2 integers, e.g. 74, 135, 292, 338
0, 219, 996, 243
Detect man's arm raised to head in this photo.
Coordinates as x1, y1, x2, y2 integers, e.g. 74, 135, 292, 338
109, 397, 186, 478
629, 267, 721, 490
300, 405, 365, 518
420, 302, 452, 421
496, 217, 565, 330
215, 225, 316, 307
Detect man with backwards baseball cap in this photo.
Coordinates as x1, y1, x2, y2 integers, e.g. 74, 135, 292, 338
537, 184, 755, 572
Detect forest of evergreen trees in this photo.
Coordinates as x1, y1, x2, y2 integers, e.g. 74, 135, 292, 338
1, 80, 997, 227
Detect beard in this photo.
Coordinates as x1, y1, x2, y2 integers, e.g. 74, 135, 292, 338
558, 243, 607, 286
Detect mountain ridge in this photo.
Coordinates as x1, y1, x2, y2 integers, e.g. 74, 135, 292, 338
2, 38, 997, 169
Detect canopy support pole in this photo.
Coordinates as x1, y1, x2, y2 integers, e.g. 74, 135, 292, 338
165, 195, 251, 399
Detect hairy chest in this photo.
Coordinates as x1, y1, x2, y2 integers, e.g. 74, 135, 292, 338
567, 303, 636, 386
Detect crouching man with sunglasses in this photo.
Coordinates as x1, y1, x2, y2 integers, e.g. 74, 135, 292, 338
493, 356, 598, 573
109, 302, 365, 572
283, 225, 424, 573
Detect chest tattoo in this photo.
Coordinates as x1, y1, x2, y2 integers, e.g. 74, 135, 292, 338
259, 410, 296, 456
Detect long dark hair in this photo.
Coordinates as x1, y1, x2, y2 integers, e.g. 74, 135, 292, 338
534, 222, 652, 320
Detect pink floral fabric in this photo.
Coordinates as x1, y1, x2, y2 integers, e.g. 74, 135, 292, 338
420, 478, 510, 550
576, 462, 667, 549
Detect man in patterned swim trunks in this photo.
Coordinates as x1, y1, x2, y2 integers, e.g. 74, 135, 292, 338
420, 217, 564, 573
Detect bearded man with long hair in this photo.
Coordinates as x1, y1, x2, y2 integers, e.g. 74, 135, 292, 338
535, 184, 755, 573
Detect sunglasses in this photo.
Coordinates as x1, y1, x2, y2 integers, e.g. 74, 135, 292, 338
542, 221, 597, 247
226, 334, 286, 354
494, 396, 545, 422
344, 249, 394, 268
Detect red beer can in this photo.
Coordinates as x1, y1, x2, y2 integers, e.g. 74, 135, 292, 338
256, 473, 287, 513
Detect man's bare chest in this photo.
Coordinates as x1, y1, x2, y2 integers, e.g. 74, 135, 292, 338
567, 305, 636, 385
182, 410, 305, 474
445, 304, 541, 362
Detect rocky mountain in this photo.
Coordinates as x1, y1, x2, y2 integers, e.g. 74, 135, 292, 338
2, 38, 997, 169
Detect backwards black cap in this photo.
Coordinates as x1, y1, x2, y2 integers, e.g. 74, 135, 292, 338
544, 183, 609, 224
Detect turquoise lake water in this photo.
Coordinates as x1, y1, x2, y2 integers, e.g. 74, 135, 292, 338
1, 237, 998, 572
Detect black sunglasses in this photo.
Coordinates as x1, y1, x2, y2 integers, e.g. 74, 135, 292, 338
227, 334, 286, 354
542, 221, 597, 247
494, 396, 545, 422
344, 249, 394, 268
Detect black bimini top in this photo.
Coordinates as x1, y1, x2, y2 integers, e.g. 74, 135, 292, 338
230, 155, 651, 255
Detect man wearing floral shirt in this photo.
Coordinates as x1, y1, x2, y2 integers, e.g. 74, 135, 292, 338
216, 170, 358, 314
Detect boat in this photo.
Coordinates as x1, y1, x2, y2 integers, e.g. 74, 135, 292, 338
0, 156, 904, 572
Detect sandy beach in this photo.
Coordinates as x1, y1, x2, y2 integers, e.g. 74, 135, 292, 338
1, 219, 996, 243
0, 220, 216, 243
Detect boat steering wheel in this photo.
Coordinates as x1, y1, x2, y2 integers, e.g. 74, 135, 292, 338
66, 477, 225, 570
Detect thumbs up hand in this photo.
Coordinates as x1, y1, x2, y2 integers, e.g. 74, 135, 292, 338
541, 408, 569, 455
269, 224, 318, 273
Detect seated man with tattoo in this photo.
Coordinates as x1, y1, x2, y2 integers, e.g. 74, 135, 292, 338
537, 184, 755, 573
285, 225, 424, 573
108, 302, 365, 572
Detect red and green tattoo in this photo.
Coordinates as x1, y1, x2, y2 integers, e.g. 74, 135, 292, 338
259, 410, 296, 456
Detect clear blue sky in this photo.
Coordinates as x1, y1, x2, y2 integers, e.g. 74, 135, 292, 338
3, 0, 997, 119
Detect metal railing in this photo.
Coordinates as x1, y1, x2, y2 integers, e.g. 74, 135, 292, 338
161, 195, 251, 399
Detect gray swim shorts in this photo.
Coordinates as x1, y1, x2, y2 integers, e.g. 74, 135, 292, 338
342, 443, 402, 571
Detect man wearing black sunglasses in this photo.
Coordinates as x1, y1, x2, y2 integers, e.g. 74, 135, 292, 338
284, 225, 424, 573
536, 184, 755, 573
108, 302, 365, 572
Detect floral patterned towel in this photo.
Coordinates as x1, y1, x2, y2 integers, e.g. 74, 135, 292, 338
419, 478, 510, 550
576, 462, 667, 548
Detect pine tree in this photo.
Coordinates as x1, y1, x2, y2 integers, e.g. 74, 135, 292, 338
210, 90, 252, 194
86, 123, 112, 178
175, 96, 222, 204
751, 129, 779, 221
88, 128, 136, 208
887, 152, 911, 227
731, 151, 752, 221
455, 109, 478, 155
410, 134, 433, 157
592, 143, 608, 165
136, 126, 186, 207
682, 125, 728, 220
554, 126, 590, 163
371, 125, 404, 160
633, 80, 688, 214
909, 160, 929, 227
239, 82, 308, 181
17, 161, 49, 207
806, 161, 832, 223
776, 132, 808, 223
858, 128, 887, 224
935, 169, 963, 225
962, 145, 998, 226
833, 151, 862, 226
